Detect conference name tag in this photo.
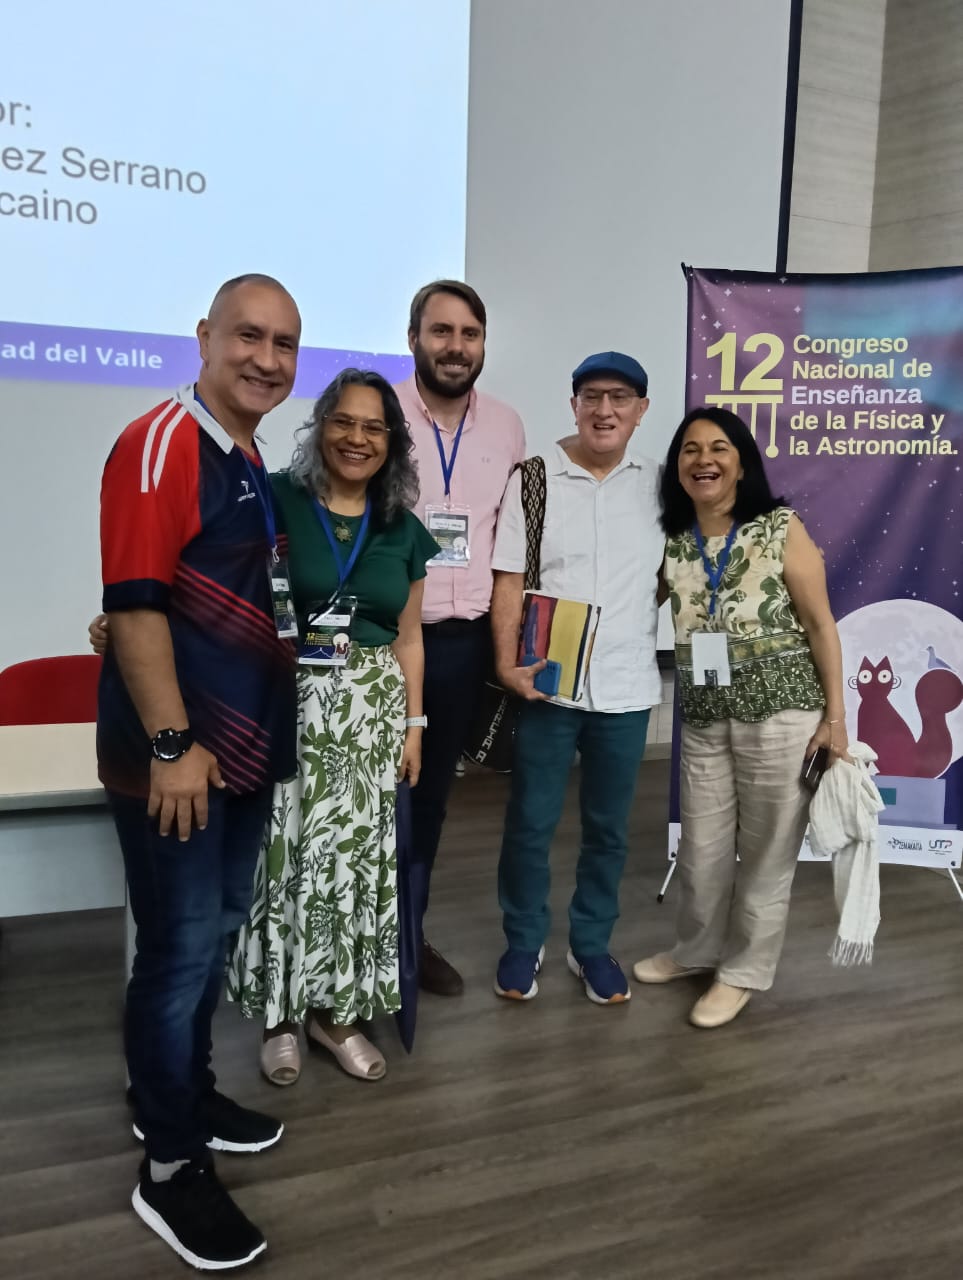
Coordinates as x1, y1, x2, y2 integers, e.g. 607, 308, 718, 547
297, 598, 357, 667
425, 504, 471, 569
691, 630, 731, 688
269, 556, 298, 640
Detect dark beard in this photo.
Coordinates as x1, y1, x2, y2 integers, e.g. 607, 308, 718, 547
413, 346, 483, 400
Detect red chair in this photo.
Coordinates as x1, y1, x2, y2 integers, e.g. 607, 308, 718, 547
0, 655, 102, 726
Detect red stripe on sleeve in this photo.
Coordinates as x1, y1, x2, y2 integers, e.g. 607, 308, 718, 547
101, 403, 203, 599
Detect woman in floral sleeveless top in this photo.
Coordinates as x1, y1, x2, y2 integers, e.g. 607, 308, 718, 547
634, 407, 850, 1028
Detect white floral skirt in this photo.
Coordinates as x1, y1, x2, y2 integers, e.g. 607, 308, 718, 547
228, 646, 405, 1026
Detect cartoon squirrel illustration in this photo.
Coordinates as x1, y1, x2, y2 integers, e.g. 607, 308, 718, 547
851, 655, 963, 777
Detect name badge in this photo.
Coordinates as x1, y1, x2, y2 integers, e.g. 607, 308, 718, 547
691, 630, 731, 687
298, 597, 357, 666
425, 504, 471, 569
269, 555, 298, 639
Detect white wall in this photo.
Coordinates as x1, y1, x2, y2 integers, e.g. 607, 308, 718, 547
787, 0, 886, 272
870, 0, 963, 269
465, 0, 793, 462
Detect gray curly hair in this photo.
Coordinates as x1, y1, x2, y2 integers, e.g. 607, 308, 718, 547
288, 368, 420, 525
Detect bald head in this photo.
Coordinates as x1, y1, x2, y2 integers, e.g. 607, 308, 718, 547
207, 273, 299, 328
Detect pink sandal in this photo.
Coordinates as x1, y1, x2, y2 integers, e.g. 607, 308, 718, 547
306, 1015, 386, 1081
259, 1031, 302, 1087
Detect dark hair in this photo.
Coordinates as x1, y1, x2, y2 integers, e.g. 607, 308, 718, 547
408, 279, 487, 336
289, 369, 419, 527
659, 406, 785, 536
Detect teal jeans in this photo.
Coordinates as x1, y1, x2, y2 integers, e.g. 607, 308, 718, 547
498, 700, 649, 957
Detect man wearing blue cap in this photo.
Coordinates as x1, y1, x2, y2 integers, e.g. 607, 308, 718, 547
489, 352, 664, 1004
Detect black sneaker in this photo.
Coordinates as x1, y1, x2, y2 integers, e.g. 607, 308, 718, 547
201, 1092, 283, 1154
130, 1090, 283, 1154
132, 1156, 266, 1270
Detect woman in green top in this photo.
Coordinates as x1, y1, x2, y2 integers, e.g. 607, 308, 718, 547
633, 407, 850, 1029
228, 370, 439, 1084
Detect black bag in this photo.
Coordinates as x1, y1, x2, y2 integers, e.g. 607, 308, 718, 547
463, 457, 547, 772
464, 679, 517, 773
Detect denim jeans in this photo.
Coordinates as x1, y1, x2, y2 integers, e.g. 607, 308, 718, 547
110, 784, 273, 1162
409, 617, 492, 935
498, 700, 649, 957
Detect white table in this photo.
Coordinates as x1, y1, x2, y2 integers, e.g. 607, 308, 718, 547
0, 722, 133, 967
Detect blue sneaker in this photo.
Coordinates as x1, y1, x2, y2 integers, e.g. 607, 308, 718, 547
494, 946, 545, 1000
567, 950, 631, 1004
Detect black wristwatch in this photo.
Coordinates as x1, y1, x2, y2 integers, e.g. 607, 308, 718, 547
151, 727, 194, 763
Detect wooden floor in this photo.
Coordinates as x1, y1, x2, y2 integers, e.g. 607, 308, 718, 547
2, 760, 963, 1280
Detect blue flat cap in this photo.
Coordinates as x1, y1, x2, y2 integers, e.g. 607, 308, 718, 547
572, 351, 648, 397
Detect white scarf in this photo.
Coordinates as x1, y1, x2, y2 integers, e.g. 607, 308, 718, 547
808, 742, 885, 966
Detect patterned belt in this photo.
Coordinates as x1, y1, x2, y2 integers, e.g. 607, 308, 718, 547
676, 630, 811, 670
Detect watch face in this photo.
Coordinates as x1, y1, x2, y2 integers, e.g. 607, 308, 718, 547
152, 728, 192, 761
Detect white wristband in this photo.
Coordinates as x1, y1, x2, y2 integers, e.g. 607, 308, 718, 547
405, 715, 428, 728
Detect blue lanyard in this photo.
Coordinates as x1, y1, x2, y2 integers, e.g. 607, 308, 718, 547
194, 388, 278, 560
242, 455, 278, 560
692, 522, 739, 617
432, 409, 468, 500
313, 497, 371, 593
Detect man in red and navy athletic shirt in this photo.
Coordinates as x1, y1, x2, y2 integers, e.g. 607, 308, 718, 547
98, 383, 297, 797
98, 275, 299, 1272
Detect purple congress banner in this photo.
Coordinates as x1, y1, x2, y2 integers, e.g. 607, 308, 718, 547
672, 265, 963, 869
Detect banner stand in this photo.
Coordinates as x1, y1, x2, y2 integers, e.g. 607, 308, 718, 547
656, 829, 963, 906
663, 264, 963, 919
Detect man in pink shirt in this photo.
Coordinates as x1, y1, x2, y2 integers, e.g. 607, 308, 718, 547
394, 281, 526, 995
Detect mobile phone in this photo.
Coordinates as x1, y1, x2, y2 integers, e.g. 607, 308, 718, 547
534, 659, 562, 697
800, 746, 829, 794
521, 655, 562, 697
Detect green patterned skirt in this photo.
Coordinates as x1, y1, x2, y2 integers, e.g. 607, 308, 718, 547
228, 646, 405, 1026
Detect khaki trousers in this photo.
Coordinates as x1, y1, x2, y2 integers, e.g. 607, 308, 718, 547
671, 709, 821, 991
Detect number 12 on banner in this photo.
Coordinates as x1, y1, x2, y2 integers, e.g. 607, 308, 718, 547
706, 331, 785, 392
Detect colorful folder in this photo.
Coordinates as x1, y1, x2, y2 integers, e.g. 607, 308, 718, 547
517, 592, 601, 703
